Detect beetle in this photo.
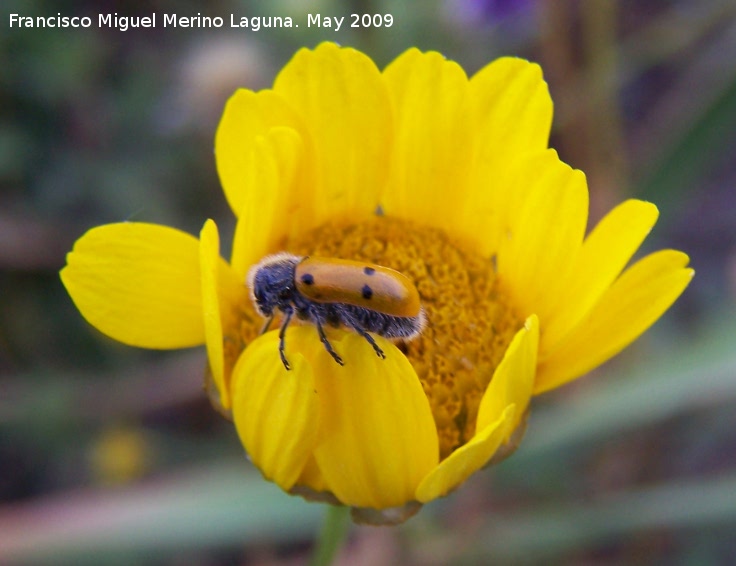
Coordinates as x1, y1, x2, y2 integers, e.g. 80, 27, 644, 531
247, 253, 425, 370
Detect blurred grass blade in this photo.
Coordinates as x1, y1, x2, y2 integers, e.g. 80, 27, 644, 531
0, 461, 322, 564
634, 18, 736, 213
472, 473, 736, 562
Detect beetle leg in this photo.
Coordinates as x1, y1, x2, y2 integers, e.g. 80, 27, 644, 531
353, 327, 386, 359
315, 320, 344, 366
260, 315, 275, 335
278, 309, 293, 370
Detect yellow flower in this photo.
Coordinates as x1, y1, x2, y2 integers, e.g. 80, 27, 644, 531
61, 43, 693, 525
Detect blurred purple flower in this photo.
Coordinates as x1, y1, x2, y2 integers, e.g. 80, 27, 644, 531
446, 0, 532, 24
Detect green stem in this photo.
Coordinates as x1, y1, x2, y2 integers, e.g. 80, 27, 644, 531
309, 505, 351, 566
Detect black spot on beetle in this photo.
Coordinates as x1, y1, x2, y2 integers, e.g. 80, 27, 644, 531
363, 266, 376, 276
362, 284, 373, 300
300, 273, 314, 285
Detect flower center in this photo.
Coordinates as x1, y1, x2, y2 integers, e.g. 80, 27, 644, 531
287, 216, 523, 459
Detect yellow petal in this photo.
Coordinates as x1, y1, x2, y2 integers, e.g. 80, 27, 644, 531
541, 199, 660, 353
273, 42, 390, 223
309, 329, 439, 509
60, 222, 204, 348
229, 127, 309, 280
200, 220, 225, 407
415, 405, 515, 503
215, 88, 306, 217
477, 315, 538, 436
536, 250, 694, 393
294, 455, 328, 494
470, 57, 552, 160
445, 58, 553, 255
458, 149, 552, 257
199, 220, 250, 409
231, 329, 320, 491
381, 49, 472, 234
497, 153, 588, 323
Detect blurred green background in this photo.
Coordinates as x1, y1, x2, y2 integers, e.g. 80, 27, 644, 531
1, 0, 735, 564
